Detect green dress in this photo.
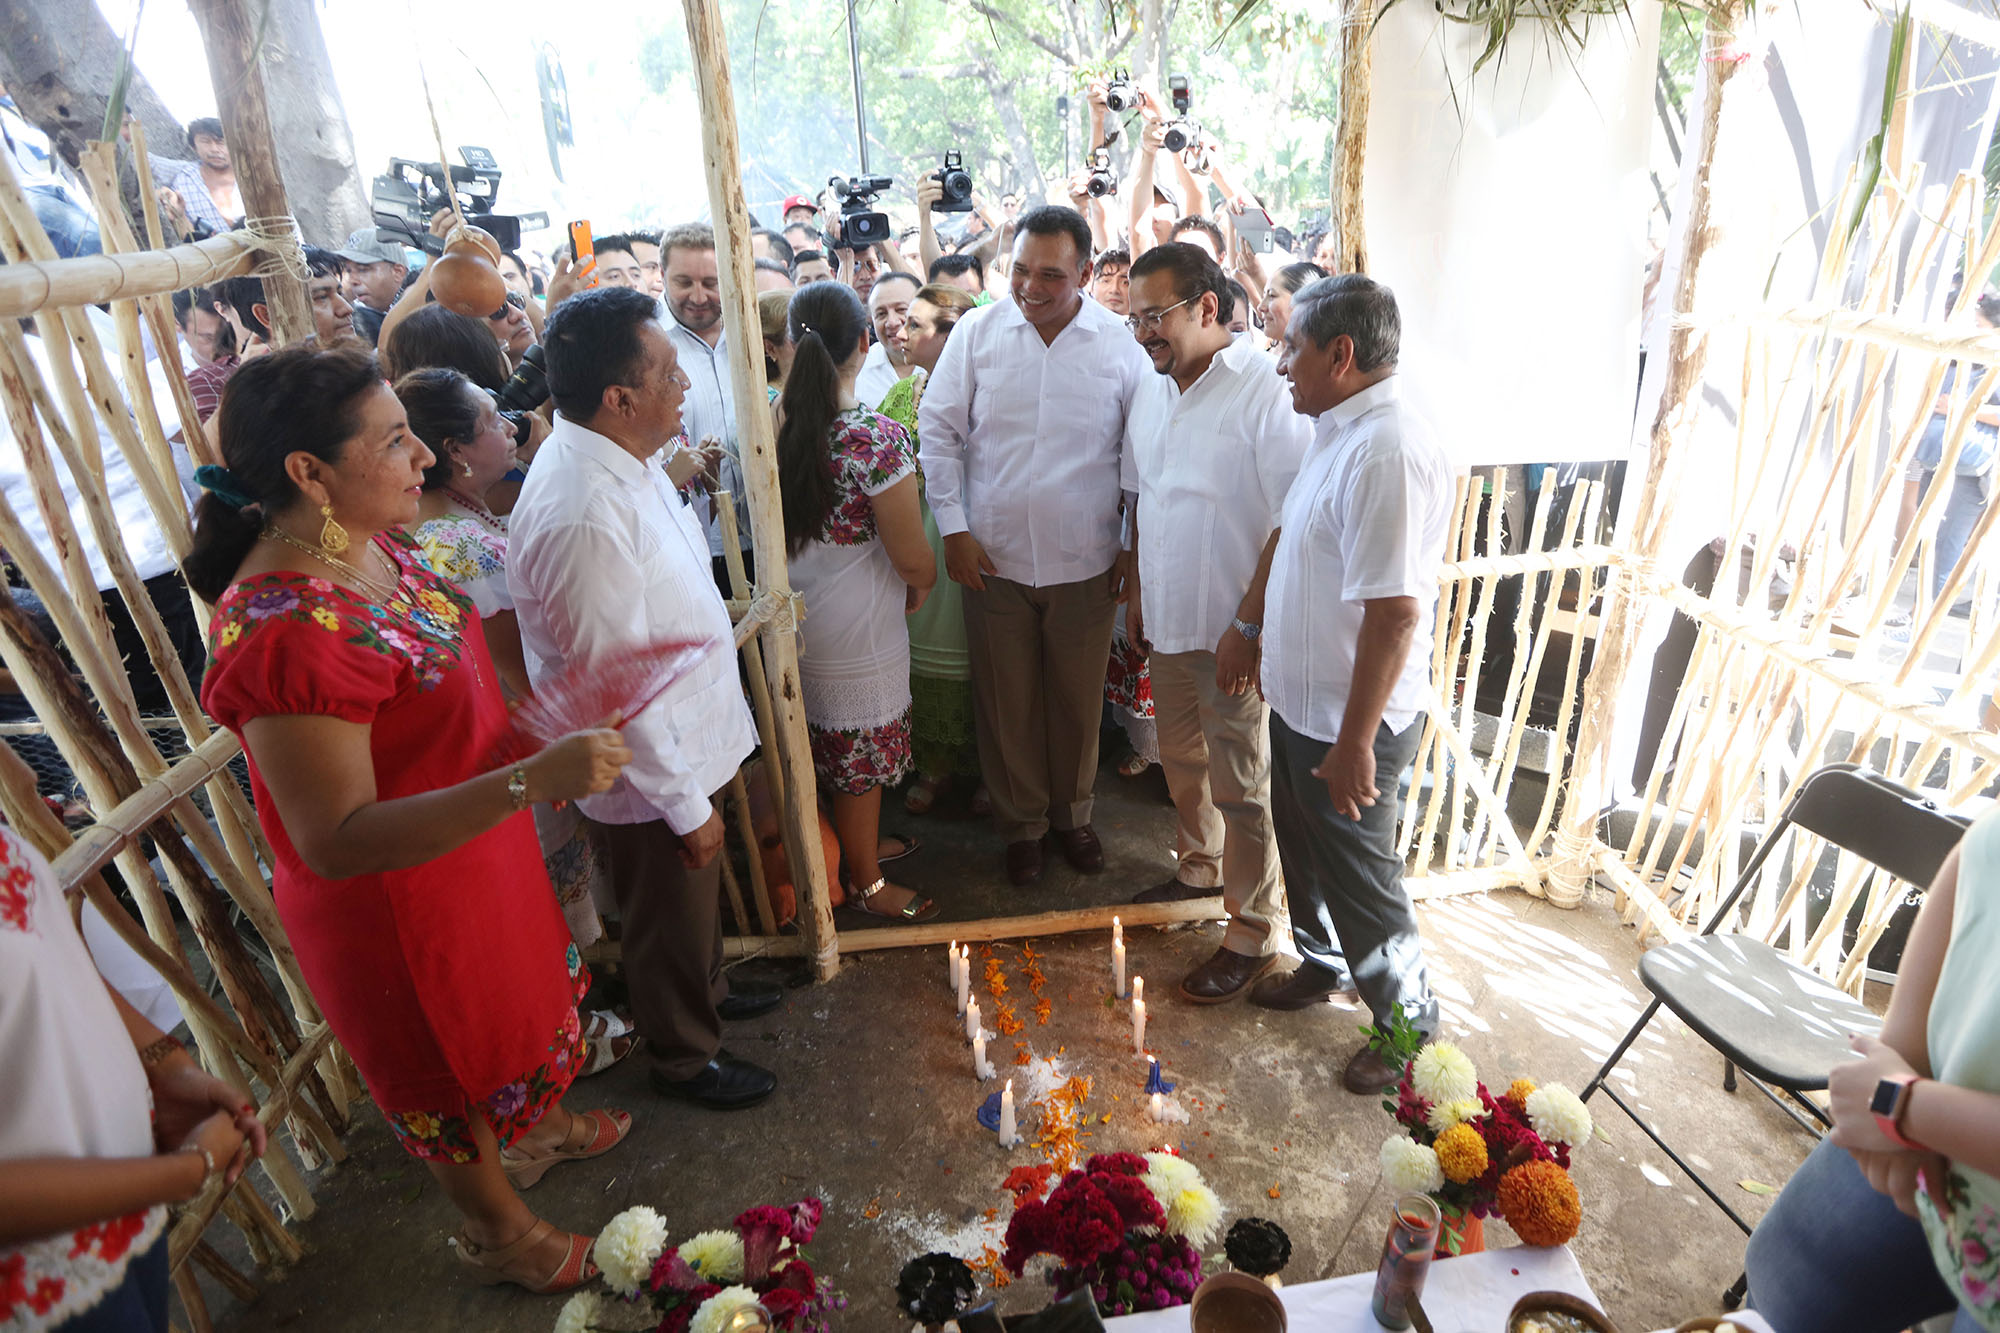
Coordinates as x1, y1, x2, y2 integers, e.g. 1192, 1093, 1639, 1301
880, 372, 978, 778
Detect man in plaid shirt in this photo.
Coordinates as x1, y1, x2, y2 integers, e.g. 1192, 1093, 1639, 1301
148, 118, 242, 239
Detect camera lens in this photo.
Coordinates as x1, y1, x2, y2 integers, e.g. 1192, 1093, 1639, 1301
1164, 124, 1190, 153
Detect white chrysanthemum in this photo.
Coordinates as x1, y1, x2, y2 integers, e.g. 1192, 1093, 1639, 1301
1425, 1098, 1482, 1134
689, 1286, 764, 1333
595, 1205, 668, 1297
1379, 1135, 1444, 1194
1411, 1043, 1479, 1106
1143, 1151, 1225, 1246
554, 1290, 602, 1333
679, 1228, 746, 1283
1524, 1083, 1592, 1147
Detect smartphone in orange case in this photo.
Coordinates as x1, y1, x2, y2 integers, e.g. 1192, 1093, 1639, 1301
568, 220, 596, 285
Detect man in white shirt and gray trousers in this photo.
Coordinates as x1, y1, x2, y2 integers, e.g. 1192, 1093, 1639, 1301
921, 206, 1152, 886
1252, 274, 1455, 1095
511, 286, 781, 1111
1119, 243, 1310, 1003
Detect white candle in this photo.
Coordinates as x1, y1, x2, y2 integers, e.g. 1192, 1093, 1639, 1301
1150, 1091, 1163, 1122
966, 997, 981, 1043
1132, 998, 1147, 1054
955, 945, 970, 1017
1114, 915, 1123, 947
948, 940, 959, 991
1132, 975, 1144, 1007
1112, 922, 1126, 998
975, 1031, 997, 1079
999, 1078, 1017, 1148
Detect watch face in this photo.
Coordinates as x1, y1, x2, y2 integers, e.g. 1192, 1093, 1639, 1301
1869, 1077, 1903, 1117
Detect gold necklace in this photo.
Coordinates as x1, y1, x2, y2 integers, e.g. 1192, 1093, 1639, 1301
263, 525, 402, 604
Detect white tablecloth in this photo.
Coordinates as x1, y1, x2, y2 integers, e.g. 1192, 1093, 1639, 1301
1103, 1247, 1595, 1332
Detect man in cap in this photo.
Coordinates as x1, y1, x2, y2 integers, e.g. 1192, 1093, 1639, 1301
335, 228, 411, 347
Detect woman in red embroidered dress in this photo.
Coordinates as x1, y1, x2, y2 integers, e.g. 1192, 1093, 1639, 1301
185, 348, 634, 1294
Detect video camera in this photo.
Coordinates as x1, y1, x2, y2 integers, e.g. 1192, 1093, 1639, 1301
369, 146, 548, 255
1084, 148, 1118, 199
932, 151, 974, 214
1104, 68, 1141, 114
1162, 76, 1201, 156
829, 173, 894, 249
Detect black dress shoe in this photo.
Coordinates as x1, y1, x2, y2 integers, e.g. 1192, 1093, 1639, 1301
1133, 878, 1217, 904
650, 1054, 777, 1110
717, 977, 783, 1021
1051, 824, 1105, 873
1006, 839, 1044, 887
1179, 947, 1280, 1004
1248, 964, 1361, 1012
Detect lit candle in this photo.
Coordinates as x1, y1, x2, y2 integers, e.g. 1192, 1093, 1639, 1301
1132, 975, 1144, 1007
1150, 1091, 1164, 1122
955, 945, 970, 1017
1132, 997, 1147, 1054
966, 997, 981, 1043
948, 940, 959, 991
999, 1078, 1018, 1148
1112, 916, 1127, 998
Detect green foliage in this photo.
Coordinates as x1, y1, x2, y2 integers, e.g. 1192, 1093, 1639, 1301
634, 0, 1337, 218
1359, 1009, 1426, 1067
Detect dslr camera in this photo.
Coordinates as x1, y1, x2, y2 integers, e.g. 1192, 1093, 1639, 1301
931, 151, 974, 214
1103, 68, 1141, 113
369, 145, 547, 254
829, 173, 895, 249
1162, 75, 1201, 156
1084, 148, 1118, 199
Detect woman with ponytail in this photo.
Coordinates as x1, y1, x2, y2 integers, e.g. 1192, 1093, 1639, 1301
188, 346, 636, 1294
776, 281, 939, 922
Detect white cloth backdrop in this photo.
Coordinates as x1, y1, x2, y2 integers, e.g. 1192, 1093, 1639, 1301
1362, 1, 1664, 467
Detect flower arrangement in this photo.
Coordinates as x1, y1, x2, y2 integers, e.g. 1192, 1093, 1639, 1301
1364, 1013, 1590, 1253
1000, 1151, 1222, 1316
557, 1198, 843, 1332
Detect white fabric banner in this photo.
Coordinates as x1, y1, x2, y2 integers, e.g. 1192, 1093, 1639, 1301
1363, 2, 1664, 466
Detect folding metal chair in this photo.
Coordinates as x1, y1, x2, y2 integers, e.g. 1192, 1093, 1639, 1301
1579, 764, 1969, 1303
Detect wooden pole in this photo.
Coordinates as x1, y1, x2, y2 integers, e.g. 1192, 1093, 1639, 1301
680, 0, 839, 980
1331, 0, 1373, 274
1545, 0, 1753, 908
187, 0, 315, 347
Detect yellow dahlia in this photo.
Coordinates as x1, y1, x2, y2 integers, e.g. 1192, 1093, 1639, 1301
1497, 1160, 1581, 1247
1434, 1122, 1489, 1184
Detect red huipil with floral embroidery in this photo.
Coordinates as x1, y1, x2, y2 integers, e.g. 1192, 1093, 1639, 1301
201, 533, 577, 1139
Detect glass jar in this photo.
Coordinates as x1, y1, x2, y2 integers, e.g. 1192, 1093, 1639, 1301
1370, 1192, 1441, 1330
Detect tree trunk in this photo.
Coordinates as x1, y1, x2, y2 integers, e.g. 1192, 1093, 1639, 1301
0, 0, 185, 169
1331, 0, 1372, 274
978, 50, 1048, 201
257, 0, 368, 247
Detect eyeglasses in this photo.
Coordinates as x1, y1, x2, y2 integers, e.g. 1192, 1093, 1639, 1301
1125, 296, 1193, 334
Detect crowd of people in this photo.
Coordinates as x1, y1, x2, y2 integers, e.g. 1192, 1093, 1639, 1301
4, 76, 1997, 1333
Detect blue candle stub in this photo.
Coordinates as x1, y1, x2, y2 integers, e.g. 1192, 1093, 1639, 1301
1144, 1061, 1175, 1096
976, 1089, 1004, 1131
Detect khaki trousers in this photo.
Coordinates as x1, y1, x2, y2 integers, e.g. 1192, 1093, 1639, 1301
1150, 648, 1285, 955
963, 570, 1118, 843
600, 804, 727, 1081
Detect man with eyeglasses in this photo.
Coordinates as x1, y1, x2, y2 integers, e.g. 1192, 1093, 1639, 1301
1119, 242, 1310, 1002
920, 206, 1152, 887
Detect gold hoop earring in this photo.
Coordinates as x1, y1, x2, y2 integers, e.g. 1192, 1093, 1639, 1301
318, 503, 350, 554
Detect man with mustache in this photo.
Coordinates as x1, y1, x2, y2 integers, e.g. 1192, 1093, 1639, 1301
659, 223, 754, 591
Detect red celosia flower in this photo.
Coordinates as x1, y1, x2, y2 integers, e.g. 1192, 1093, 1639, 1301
736, 1205, 795, 1280
1085, 1152, 1148, 1177
762, 1287, 807, 1328
788, 1197, 824, 1245
654, 1281, 724, 1333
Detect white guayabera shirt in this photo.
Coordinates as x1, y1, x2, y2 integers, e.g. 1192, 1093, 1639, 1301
1121, 336, 1311, 656
918, 294, 1151, 588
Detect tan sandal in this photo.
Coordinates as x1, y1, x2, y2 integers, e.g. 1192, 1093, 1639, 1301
846, 876, 940, 923
500, 1108, 632, 1190
452, 1217, 597, 1293
904, 774, 946, 815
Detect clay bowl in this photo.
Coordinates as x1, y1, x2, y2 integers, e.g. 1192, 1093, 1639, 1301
1507, 1291, 1623, 1333
1671, 1319, 1756, 1332
1189, 1272, 1287, 1333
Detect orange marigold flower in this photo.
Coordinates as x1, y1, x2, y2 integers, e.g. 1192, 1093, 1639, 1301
1435, 1122, 1489, 1184
1505, 1077, 1538, 1109
1497, 1160, 1581, 1246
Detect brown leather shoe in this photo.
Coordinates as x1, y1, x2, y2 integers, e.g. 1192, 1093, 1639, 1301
1005, 839, 1044, 887
1179, 947, 1280, 1005
1133, 878, 1216, 904
1248, 964, 1361, 1012
1051, 824, 1105, 873
1342, 1045, 1404, 1095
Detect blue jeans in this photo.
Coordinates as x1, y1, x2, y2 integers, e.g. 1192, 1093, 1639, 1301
1745, 1138, 1975, 1332
54, 1231, 168, 1331
1919, 468, 1990, 601
25, 184, 102, 260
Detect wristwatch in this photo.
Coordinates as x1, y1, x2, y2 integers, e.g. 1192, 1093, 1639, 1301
1231, 617, 1262, 642
1869, 1072, 1926, 1151
506, 765, 531, 812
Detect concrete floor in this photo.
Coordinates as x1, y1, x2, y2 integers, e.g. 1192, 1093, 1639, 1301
203, 756, 1831, 1333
